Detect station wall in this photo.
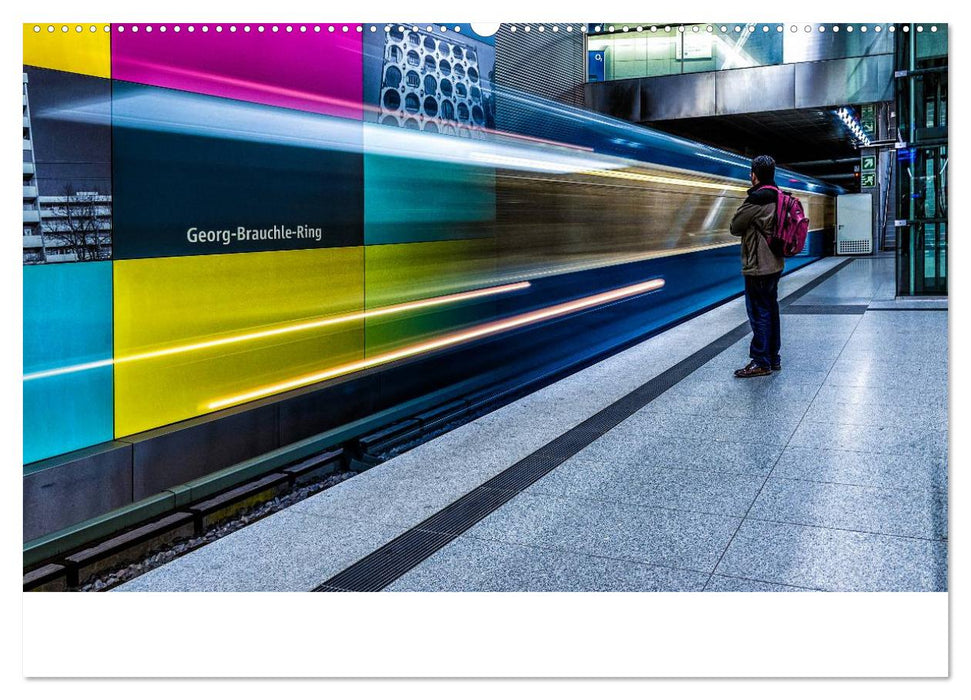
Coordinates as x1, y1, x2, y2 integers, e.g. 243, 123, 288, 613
23, 24, 835, 473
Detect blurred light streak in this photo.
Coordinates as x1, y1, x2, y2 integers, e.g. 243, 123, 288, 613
584, 169, 750, 193
206, 277, 666, 410
23, 281, 530, 381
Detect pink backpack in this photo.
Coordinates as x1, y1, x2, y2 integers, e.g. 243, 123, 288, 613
762, 185, 810, 257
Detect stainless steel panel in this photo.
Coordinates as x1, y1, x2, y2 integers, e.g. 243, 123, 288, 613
715, 64, 795, 115
639, 72, 716, 120
583, 78, 641, 121
784, 29, 893, 63
130, 404, 279, 500
795, 55, 894, 107
23, 442, 134, 541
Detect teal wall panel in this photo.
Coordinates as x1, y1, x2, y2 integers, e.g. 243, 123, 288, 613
23, 262, 113, 465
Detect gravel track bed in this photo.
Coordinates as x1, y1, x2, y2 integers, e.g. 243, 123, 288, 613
78, 471, 356, 592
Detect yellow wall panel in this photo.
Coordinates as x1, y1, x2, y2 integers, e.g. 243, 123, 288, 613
23, 23, 111, 78
364, 239, 499, 356
114, 248, 364, 437
364, 239, 497, 309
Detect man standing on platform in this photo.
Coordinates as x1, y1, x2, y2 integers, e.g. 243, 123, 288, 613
730, 155, 784, 378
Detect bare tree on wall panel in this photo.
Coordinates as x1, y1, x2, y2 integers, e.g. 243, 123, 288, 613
44, 185, 112, 262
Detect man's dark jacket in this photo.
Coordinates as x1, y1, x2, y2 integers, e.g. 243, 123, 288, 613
730, 184, 784, 276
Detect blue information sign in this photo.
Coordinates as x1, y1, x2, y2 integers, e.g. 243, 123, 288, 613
588, 50, 605, 82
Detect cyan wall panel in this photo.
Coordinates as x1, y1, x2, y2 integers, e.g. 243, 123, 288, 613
363, 153, 496, 245
23, 262, 113, 464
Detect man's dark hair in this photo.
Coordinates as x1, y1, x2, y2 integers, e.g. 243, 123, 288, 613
751, 155, 776, 185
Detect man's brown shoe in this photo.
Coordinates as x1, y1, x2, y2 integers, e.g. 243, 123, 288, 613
734, 361, 771, 378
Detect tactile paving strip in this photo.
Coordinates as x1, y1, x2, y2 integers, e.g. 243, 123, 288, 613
316, 258, 855, 592
782, 304, 868, 315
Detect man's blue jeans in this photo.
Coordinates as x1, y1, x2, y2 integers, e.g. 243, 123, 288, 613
744, 271, 782, 368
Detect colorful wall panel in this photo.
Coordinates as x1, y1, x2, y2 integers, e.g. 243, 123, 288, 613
111, 24, 363, 120
23, 263, 114, 464
363, 239, 499, 357
111, 81, 364, 259
113, 248, 365, 437
23, 24, 111, 78
24, 27, 114, 464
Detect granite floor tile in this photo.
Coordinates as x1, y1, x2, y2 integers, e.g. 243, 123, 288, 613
384, 536, 709, 592
788, 420, 947, 460
810, 384, 947, 411
775, 314, 863, 329
703, 348, 841, 372
663, 379, 822, 403
439, 490, 741, 573
286, 455, 506, 529
835, 351, 948, 368
619, 408, 803, 446
800, 397, 947, 431
703, 574, 820, 592
749, 477, 947, 540
525, 457, 766, 516
715, 519, 948, 591
840, 336, 945, 354
646, 390, 812, 421
571, 434, 784, 477
117, 509, 411, 592
684, 365, 830, 386
824, 368, 949, 391
772, 445, 948, 492
473, 389, 613, 434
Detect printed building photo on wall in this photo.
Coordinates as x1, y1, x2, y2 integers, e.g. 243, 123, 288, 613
23, 65, 112, 264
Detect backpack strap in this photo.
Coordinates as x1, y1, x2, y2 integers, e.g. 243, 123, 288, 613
756, 185, 784, 238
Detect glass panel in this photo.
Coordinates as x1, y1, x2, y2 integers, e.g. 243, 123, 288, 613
716, 25, 782, 68
924, 223, 936, 282
612, 36, 649, 78
895, 25, 947, 295
783, 25, 892, 63
916, 28, 947, 60
647, 29, 679, 76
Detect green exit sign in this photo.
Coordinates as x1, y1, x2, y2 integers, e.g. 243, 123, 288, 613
861, 104, 876, 134
861, 172, 876, 188
861, 155, 876, 172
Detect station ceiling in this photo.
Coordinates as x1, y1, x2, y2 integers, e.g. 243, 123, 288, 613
646, 108, 864, 188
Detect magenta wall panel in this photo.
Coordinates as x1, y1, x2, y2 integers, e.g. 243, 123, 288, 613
112, 24, 363, 120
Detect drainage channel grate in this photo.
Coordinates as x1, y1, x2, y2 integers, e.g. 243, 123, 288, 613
867, 307, 948, 312
781, 304, 868, 315
316, 259, 855, 592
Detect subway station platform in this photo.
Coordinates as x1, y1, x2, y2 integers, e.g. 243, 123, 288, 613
117, 254, 948, 593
